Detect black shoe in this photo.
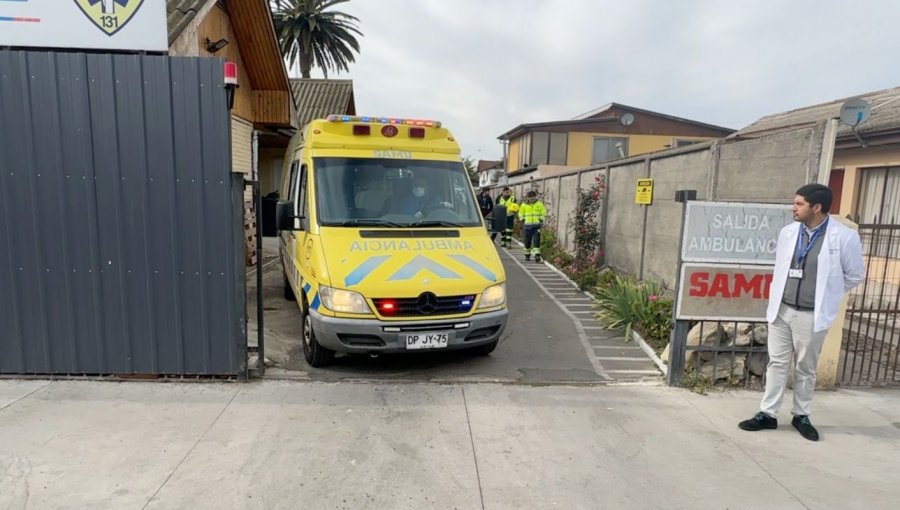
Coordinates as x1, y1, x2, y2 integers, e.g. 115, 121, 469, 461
738, 412, 778, 431
525, 255, 531, 261
792, 415, 819, 441
535, 255, 542, 263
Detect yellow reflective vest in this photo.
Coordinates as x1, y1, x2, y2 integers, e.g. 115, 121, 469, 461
518, 200, 547, 225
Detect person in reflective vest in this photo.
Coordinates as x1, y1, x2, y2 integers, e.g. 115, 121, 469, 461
496, 187, 518, 249
519, 190, 547, 262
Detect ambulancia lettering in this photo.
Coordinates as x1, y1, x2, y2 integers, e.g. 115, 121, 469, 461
349, 240, 475, 252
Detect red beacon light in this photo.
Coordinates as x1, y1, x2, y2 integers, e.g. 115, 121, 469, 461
224, 61, 239, 109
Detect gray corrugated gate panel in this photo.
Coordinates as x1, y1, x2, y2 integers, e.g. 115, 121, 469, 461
0, 51, 244, 376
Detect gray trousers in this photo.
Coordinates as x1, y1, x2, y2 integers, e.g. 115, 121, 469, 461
760, 303, 828, 417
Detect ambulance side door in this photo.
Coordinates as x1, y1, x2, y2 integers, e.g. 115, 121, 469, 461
294, 163, 312, 289
281, 161, 301, 290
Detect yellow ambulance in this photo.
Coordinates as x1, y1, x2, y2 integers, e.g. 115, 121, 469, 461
276, 115, 508, 366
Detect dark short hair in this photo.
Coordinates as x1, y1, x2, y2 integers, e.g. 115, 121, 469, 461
502, 186, 510, 192
527, 190, 537, 198
796, 183, 833, 213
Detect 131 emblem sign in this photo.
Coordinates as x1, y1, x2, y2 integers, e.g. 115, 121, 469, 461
74, 0, 147, 36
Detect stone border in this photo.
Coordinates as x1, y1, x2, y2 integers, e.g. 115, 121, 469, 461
631, 330, 668, 376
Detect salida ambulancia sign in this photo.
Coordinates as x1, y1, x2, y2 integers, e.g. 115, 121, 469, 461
0, 0, 166, 52
681, 202, 794, 264
676, 201, 793, 321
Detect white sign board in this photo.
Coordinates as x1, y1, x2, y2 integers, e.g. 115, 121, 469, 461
681, 201, 794, 264
0, 0, 167, 52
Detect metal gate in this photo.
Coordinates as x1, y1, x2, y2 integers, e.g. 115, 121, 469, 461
840, 223, 900, 386
0, 51, 246, 376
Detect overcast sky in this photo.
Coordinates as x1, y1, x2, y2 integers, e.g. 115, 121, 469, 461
298, 0, 900, 162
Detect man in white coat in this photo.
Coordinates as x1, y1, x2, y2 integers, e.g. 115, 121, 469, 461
739, 184, 864, 441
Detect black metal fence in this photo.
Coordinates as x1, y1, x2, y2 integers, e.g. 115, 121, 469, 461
840, 223, 900, 386
668, 320, 769, 388
0, 51, 245, 376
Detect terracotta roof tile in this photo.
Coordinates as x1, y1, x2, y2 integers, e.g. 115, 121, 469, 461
290, 78, 355, 128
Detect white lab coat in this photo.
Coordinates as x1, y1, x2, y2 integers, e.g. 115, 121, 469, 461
767, 216, 866, 332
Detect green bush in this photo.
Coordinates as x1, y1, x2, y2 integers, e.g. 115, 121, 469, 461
553, 251, 575, 270
540, 227, 560, 258
596, 268, 619, 290
573, 266, 601, 291
594, 274, 669, 341
633, 296, 673, 351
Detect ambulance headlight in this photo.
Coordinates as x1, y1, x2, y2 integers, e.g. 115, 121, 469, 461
478, 283, 506, 309
319, 286, 372, 314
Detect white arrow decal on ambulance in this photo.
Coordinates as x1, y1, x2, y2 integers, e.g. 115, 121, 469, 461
388, 255, 461, 281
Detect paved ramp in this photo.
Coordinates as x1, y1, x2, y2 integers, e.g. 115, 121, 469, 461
499, 243, 662, 382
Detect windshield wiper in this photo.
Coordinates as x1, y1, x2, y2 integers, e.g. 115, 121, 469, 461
407, 220, 468, 228
331, 219, 404, 227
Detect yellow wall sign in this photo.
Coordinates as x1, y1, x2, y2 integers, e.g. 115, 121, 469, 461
635, 178, 654, 205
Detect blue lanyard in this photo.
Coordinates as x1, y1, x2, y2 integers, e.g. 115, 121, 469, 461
795, 220, 828, 267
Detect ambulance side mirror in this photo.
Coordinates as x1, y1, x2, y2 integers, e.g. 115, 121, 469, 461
276, 201, 298, 231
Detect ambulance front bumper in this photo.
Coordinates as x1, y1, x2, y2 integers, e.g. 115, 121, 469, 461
308, 309, 508, 354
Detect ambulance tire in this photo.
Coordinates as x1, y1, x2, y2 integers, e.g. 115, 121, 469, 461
471, 340, 499, 356
283, 271, 296, 301
301, 301, 335, 367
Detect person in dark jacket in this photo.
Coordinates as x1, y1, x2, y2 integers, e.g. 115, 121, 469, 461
477, 188, 494, 218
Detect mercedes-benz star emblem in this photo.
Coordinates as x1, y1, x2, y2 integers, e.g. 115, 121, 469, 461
416, 292, 438, 315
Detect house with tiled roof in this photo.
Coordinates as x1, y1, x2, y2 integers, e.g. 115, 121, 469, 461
498, 103, 734, 184
735, 86, 900, 223
476, 159, 503, 188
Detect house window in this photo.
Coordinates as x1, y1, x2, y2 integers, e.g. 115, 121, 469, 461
675, 139, 698, 148
856, 167, 900, 224
591, 137, 628, 164
527, 132, 569, 166
857, 167, 900, 258
518, 134, 532, 167
549, 133, 567, 165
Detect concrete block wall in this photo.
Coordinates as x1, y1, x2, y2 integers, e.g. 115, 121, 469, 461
604, 161, 646, 276
544, 177, 561, 233
516, 122, 829, 290
558, 174, 579, 251
642, 150, 711, 286
715, 128, 820, 202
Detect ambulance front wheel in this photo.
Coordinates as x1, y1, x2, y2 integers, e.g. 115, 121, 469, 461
283, 271, 296, 301
471, 340, 499, 356
301, 303, 335, 367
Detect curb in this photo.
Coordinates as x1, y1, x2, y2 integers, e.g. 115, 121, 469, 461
631, 330, 668, 376
246, 257, 279, 279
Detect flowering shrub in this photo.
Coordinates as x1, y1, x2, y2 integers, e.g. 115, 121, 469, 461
570, 175, 605, 272
634, 294, 674, 351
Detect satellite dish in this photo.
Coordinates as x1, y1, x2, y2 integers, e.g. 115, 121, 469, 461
839, 98, 871, 127
620, 113, 635, 126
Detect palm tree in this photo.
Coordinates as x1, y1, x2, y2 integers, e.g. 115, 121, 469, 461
273, 0, 362, 78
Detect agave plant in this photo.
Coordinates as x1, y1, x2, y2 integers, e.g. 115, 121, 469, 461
594, 274, 665, 340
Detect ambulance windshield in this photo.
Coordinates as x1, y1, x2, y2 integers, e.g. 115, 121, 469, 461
314, 158, 482, 227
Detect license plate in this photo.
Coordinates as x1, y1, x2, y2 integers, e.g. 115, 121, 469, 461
403, 332, 451, 350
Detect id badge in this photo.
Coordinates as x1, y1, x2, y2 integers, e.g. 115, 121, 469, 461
789, 269, 804, 279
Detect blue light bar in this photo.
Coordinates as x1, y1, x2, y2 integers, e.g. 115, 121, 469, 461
326, 114, 441, 128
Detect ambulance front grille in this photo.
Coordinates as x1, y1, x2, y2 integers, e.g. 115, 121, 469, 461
373, 294, 476, 317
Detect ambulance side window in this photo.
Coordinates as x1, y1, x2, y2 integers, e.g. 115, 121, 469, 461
287, 161, 299, 204
297, 165, 308, 219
